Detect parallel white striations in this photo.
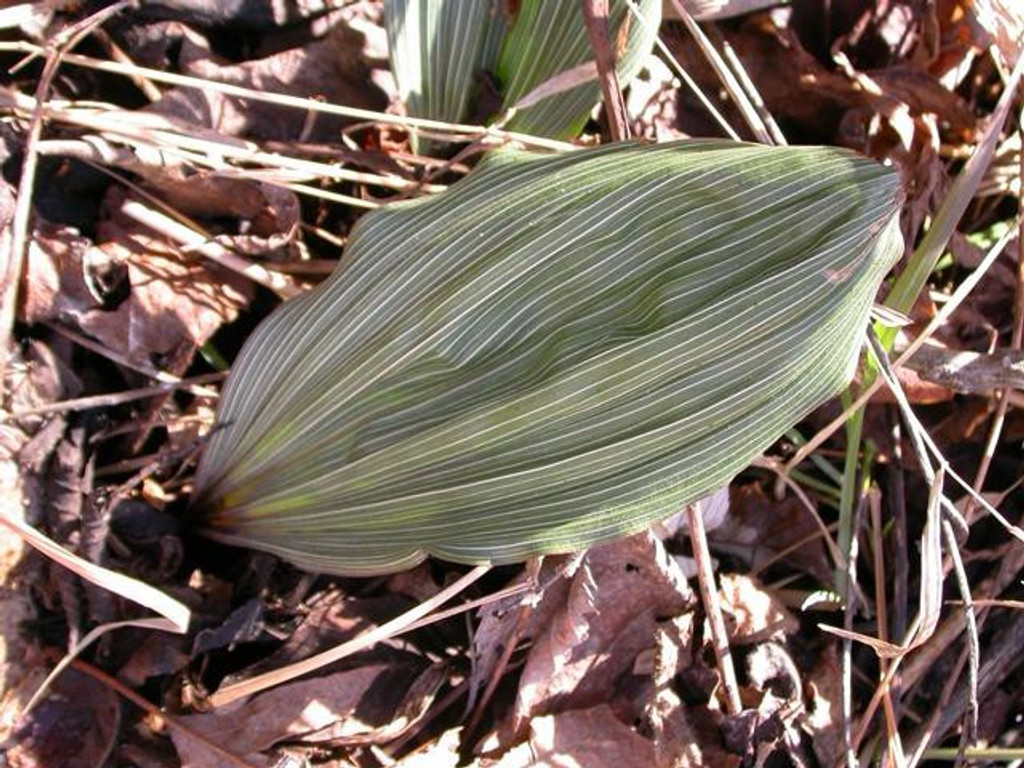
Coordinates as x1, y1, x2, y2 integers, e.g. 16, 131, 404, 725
385, 0, 505, 152
497, 0, 660, 138
192, 140, 904, 575
385, 0, 661, 146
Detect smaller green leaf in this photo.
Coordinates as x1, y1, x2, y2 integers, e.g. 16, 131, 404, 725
497, 0, 661, 138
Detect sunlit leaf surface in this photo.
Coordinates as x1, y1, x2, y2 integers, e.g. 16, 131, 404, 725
193, 140, 904, 575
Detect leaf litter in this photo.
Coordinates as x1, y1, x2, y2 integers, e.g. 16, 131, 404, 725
1, 1, 1024, 766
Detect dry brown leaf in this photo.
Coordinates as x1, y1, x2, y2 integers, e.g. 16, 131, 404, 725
1, 338, 78, 719
20, 209, 252, 371
393, 727, 462, 768
493, 705, 656, 768
710, 483, 832, 584
470, 557, 575, 714
172, 661, 434, 768
153, 21, 386, 141
648, 694, 738, 768
143, 176, 301, 261
221, 590, 425, 685
504, 532, 695, 744
718, 573, 798, 645
800, 645, 843, 767
971, 0, 1024, 71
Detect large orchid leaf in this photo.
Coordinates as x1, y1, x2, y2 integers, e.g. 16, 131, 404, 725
192, 140, 904, 576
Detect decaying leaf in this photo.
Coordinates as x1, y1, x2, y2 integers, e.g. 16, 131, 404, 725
20, 204, 253, 371
710, 482, 831, 583
718, 573, 799, 644
5, 668, 120, 768
505, 532, 693, 742
193, 139, 903, 575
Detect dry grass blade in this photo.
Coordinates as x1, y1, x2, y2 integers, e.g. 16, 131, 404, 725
669, 0, 775, 144
0, 511, 191, 717
0, 40, 576, 151
209, 565, 489, 706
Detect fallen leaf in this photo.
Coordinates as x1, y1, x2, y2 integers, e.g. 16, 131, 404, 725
141, 176, 301, 262
648, 694, 739, 768
154, 21, 387, 142
172, 661, 434, 768
494, 705, 656, 768
470, 557, 575, 715
117, 633, 192, 688
800, 644, 843, 767
393, 727, 462, 768
744, 642, 801, 701
1, 337, 76, 726
21, 202, 253, 371
506, 532, 695, 743
191, 597, 267, 656
971, 0, 1024, 71
220, 590, 425, 686
718, 573, 799, 645
710, 483, 832, 584
6, 667, 120, 768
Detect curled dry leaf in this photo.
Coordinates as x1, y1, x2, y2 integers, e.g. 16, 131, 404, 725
718, 573, 798, 645
710, 483, 832, 584
800, 645, 843, 768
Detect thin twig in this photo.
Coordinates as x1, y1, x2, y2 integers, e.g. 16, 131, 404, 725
0, 41, 575, 152
42, 321, 220, 397
580, 0, 631, 142
669, 0, 773, 144
942, 518, 978, 764
4, 371, 226, 420
467, 557, 543, 735
622, 0, 742, 141
686, 502, 742, 715
118, 199, 302, 299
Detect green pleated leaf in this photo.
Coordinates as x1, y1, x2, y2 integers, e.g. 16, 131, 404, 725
192, 140, 904, 576
385, 0, 661, 148
385, 0, 506, 153
496, 0, 660, 138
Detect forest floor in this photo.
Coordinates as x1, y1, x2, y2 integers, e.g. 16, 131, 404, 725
1, 1, 1024, 766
